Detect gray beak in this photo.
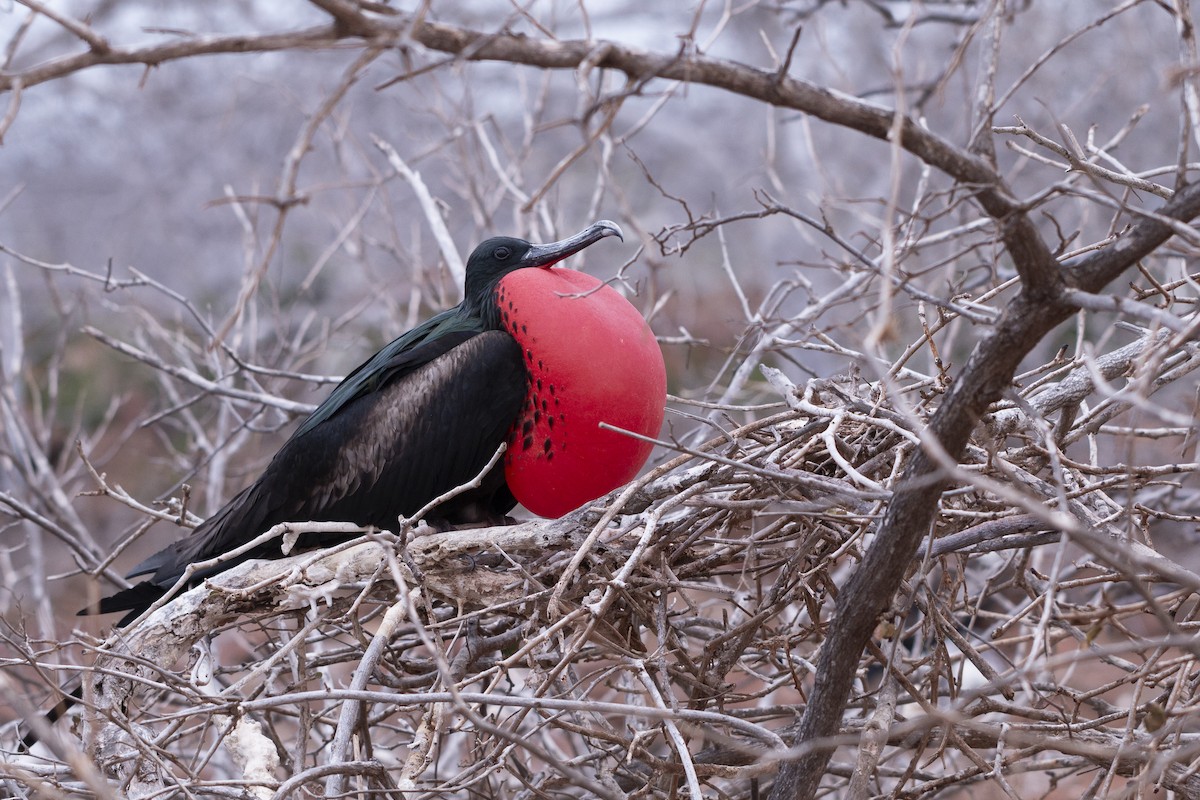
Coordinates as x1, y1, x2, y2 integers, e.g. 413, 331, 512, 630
518, 220, 624, 269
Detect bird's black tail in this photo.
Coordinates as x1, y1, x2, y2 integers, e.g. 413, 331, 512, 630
78, 581, 168, 628
19, 678, 82, 751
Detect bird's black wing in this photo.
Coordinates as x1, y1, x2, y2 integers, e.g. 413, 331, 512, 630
292, 305, 478, 438
93, 329, 525, 624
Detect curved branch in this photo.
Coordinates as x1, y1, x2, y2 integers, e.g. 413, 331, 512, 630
770, 177, 1200, 799
4, 5, 1061, 289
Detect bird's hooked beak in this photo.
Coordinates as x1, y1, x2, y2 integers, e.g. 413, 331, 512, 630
519, 220, 624, 269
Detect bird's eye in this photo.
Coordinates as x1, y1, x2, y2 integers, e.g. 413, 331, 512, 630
494, 246, 511, 260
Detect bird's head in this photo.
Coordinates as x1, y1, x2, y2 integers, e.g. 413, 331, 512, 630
463, 220, 623, 318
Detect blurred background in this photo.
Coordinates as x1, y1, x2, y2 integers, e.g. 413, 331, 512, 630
2, 3, 1199, 795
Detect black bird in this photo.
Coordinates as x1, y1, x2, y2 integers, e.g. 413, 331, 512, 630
89, 219, 666, 626
17, 221, 664, 749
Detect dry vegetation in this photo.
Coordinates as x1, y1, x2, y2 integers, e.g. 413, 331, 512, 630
3, 2, 1200, 799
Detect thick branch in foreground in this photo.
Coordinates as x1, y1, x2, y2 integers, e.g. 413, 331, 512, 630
770, 180, 1200, 800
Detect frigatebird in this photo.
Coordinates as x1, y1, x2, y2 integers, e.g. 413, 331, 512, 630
13, 221, 663, 749
91, 219, 666, 626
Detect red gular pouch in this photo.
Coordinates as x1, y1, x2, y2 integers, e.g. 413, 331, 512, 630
496, 268, 666, 518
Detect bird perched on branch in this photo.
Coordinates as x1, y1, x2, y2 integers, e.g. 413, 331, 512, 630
90, 220, 666, 626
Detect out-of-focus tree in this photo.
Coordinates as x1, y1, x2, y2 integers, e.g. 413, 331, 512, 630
3, 2, 1200, 798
